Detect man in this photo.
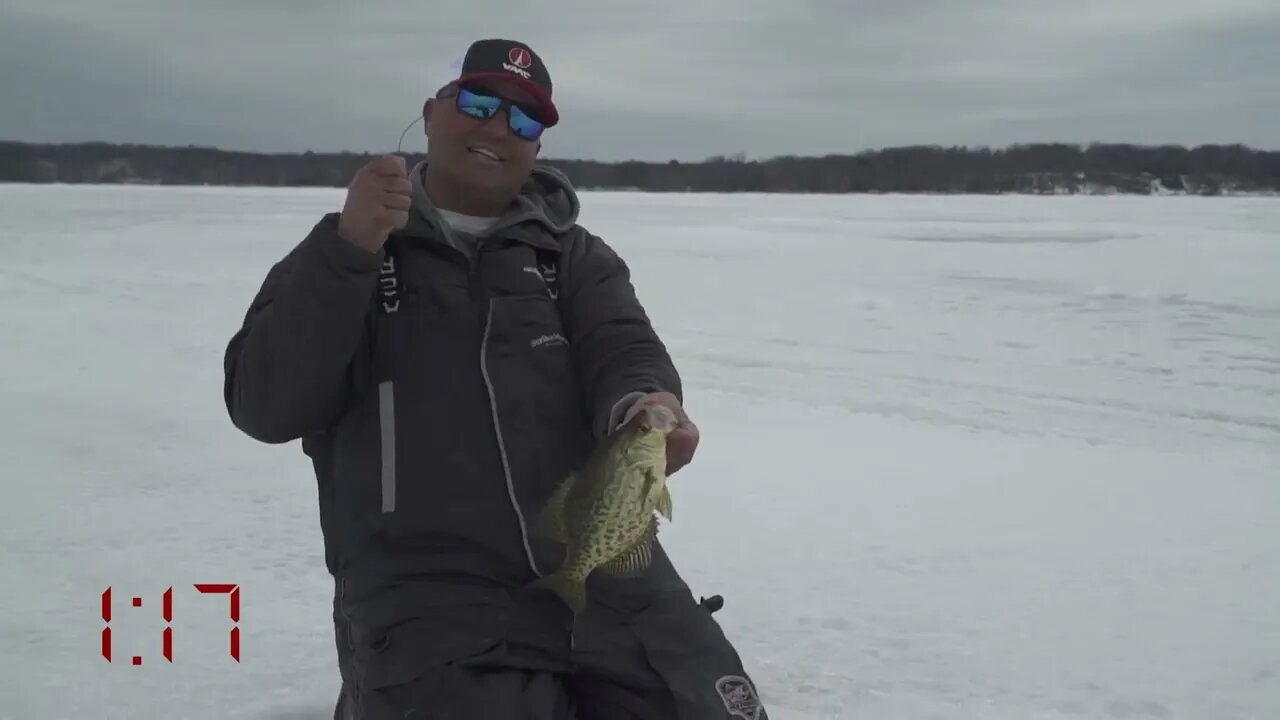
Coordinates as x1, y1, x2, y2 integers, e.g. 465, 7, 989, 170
223, 38, 768, 719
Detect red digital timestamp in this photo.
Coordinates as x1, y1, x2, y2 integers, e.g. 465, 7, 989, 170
101, 584, 240, 665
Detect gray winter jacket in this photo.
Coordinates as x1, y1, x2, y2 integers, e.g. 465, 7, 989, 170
223, 161, 690, 657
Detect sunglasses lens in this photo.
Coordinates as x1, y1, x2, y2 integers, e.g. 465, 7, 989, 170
456, 88, 501, 119
456, 87, 545, 141
508, 105, 545, 140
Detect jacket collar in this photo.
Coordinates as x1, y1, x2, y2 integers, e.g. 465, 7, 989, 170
400, 160, 579, 254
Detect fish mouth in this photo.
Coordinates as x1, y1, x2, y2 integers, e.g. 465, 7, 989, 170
641, 404, 679, 433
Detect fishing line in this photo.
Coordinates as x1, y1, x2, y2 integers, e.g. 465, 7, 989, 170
395, 114, 423, 156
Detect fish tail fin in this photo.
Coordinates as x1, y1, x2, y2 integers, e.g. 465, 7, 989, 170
531, 569, 587, 614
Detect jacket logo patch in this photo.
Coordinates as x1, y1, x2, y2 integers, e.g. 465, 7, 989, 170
530, 333, 567, 349
715, 675, 764, 720
379, 254, 400, 313
523, 263, 559, 300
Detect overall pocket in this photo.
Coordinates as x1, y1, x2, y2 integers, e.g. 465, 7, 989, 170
350, 609, 508, 718
630, 591, 770, 720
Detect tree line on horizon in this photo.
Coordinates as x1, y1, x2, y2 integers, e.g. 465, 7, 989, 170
1, 140, 1277, 195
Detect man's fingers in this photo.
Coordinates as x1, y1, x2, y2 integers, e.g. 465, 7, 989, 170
675, 422, 699, 448
642, 391, 689, 420
383, 178, 413, 196
667, 449, 694, 475
369, 154, 407, 177
382, 192, 411, 212
665, 423, 699, 475
378, 208, 409, 231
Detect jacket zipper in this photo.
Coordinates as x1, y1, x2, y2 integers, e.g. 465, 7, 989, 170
436, 237, 540, 578
473, 239, 539, 575
468, 240, 487, 302
479, 297, 542, 578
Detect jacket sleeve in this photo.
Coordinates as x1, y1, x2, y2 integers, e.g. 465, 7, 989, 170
223, 213, 383, 444
560, 228, 683, 439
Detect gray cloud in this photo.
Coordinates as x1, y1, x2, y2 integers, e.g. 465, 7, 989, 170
2, 0, 1277, 161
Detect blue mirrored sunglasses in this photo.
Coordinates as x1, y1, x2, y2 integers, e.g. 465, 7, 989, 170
453, 86, 546, 141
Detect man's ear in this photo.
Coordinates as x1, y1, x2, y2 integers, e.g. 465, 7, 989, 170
535, 140, 542, 157
422, 98, 437, 140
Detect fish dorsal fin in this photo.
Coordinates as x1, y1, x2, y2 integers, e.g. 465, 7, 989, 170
599, 515, 659, 578
534, 471, 577, 543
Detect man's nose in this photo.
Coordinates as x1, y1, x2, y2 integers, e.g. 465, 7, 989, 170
476, 109, 510, 140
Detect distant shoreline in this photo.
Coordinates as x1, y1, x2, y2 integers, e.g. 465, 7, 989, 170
3, 140, 1277, 195
4, 182, 1276, 199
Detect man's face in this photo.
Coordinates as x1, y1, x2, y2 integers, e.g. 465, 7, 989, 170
424, 80, 544, 202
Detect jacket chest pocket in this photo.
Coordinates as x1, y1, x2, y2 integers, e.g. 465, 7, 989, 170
483, 294, 577, 419
482, 294, 594, 507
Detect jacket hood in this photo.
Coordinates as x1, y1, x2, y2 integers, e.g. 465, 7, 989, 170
402, 160, 580, 252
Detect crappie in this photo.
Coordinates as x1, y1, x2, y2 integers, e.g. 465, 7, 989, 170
530, 403, 679, 613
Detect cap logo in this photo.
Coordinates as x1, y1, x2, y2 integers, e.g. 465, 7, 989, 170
508, 47, 532, 69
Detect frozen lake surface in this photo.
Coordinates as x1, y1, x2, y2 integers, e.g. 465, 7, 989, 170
1, 183, 1277, 719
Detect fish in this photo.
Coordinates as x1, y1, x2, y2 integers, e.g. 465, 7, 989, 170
529, 402, 679, 613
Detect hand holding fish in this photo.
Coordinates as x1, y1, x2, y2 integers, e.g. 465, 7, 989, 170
620, 391, 699, 475
530, 402, 685, 612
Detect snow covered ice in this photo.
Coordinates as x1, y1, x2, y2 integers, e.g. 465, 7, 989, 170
1, 184, 1277, 719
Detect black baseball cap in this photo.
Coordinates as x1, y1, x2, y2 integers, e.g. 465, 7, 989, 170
439, 38, 559, 126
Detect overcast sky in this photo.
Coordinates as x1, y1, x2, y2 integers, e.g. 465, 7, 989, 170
2, 0, 1278, 162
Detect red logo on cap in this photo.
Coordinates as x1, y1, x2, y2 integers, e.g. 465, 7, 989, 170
508, 47, 532, 69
